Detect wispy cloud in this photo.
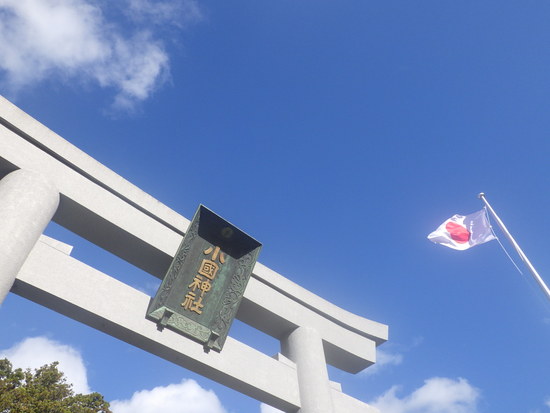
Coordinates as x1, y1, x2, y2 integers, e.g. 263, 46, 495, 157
123, 0, 202, 28
362, 337, 423, 377
360, 347, 404, 377
134, 279, 161, 296
0, 336, 91, 394
260, 403, 284, 413
110, 379, 227, 413
0, 0, 201, 112
371, 377, 480, 413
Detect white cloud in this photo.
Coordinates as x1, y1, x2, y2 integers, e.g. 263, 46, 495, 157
0, 0, 199, 111
371, 377, 480, 413
0, 0, 108, 82
360, 348, 404, 377
94, 31, 169, 111
546, 397, 550, 408
0, 336, 91, 394
110, 379, 227, 413
1, 336, 229, 413
260, 403, 284, 413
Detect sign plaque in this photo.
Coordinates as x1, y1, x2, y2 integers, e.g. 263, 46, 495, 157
146, 205, 261, 352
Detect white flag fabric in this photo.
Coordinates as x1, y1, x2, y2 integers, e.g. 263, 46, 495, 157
428, 208, 496, 250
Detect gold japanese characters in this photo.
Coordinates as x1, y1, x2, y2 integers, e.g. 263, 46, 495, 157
181, 246, 226, 315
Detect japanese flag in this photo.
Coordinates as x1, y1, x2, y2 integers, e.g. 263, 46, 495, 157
428, 208, 496, 250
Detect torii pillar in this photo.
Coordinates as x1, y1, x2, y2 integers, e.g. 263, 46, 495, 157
0, 169, 59, 305
283, 326, 336, 413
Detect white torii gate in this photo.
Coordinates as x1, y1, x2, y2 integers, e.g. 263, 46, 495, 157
0, 96, 387, 413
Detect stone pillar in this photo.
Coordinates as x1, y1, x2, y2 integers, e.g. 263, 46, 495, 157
0, 169, 59, 305
281, 326, 335, 413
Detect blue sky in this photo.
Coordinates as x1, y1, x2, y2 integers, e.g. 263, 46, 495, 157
1, 1, 550, 412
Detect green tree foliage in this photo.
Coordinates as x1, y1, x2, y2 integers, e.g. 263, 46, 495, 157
0, 358, 112, 413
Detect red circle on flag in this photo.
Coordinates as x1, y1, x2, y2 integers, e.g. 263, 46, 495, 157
445, 222, 470, 243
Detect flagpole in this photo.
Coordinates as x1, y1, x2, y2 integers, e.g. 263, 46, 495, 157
478, 192, 550, 302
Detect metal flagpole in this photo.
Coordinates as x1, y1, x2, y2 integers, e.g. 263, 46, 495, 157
478, 192, 550, 302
